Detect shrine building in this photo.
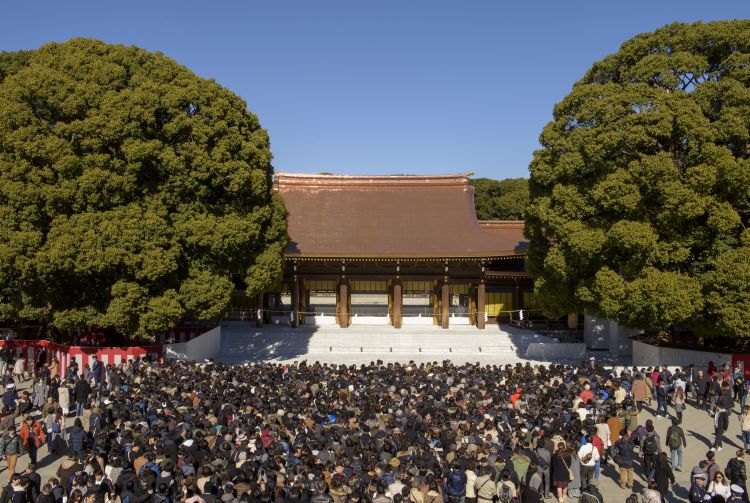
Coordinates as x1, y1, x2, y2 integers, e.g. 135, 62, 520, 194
236, 172, 536, 329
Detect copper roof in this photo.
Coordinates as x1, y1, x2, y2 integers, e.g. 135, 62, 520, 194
275, 172, 528, 258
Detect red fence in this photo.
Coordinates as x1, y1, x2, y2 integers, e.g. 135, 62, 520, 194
0, 326, 212, 379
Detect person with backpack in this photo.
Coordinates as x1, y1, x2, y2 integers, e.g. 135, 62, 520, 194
577, 434, 599, 490
474, 464, 497, 503
446, 463, 467, 503
666, 418, 687, 472
641, 424, 661, 481
496, 469, 517, 503
726, 450, 748, 502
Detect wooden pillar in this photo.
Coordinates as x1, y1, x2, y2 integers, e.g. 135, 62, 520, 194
392, 279, 402, 329
274, 292, 282, 317
514, 283, 522, 311
262, 293, 272, 323
255, 293, 263, 328
477, 282, 486, 330
338, 280, 350, 328
441, 281, 450, 329
291, 280, 300, 328
468, 285, 477, 326
298, 280, 307, 326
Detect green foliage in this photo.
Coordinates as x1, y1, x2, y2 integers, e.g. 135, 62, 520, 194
470, 177, 529, 220
526, 20, 750, 336
0, 39, 288, 338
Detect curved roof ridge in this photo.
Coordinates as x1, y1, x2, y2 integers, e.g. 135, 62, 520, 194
276, 171, 474, 179
275, 172, 475, 189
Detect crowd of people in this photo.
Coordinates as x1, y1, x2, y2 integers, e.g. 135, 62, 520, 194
0, 351, 745, 503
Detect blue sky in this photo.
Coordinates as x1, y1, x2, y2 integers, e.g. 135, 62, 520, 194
0, 2, 747, 179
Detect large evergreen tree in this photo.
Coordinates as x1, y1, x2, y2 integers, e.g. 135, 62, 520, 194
470, 177, 528, 220
0, 39, 288, 338
526, 21, 750, 338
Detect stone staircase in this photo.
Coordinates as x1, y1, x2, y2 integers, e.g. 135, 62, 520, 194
217, 321, 551, 365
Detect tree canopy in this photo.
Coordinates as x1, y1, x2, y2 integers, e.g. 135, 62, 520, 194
0, 39, 288, 338
526, 20, 750, 338
470, 177, 528, 220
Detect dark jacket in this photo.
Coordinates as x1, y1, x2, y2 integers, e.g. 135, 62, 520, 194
654, 454, 675, 494
689, 482, 707, 503
727, 457, 748, 485
116, 468, 139, 493
67, 425, 86, 453
666, 425, 687, 449
74, 380, 90, 404
716, 410, 730, 432
0, 433, 22, 455
446, 469, 467, 496
614, 437, 636, 468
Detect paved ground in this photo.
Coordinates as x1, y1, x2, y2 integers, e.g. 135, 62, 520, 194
3, 370, 738, 503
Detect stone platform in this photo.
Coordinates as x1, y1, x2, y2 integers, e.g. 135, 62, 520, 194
216, 321, 593, 365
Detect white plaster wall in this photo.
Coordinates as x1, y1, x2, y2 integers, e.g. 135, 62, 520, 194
304, 315, 337, 326
402, 316, 434, 326
583, 313, 610, 350
632, 340, 732, 367
350, 316, 390, 325
164, 326, 221, 361
525, 343, 586, 360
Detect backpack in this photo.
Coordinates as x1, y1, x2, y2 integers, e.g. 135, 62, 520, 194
498, 483, 513, 503
667, 430, 681, 450
642, 435, 658, 455
121, 496, 130, 503
52, 421, 61, 434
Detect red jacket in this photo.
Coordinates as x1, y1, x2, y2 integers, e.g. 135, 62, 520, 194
19, 420, 46, 449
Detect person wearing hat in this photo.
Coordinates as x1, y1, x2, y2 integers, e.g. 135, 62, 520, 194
2, 383, 17, 413
690, 472, 709, 503
729, 484, 746, 503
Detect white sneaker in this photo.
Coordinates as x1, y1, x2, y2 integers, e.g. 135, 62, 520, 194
717, 447, 723, 452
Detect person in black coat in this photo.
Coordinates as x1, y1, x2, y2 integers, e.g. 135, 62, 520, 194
73, 378, 90, 417
714, 405, 730, 451
693, 370, 708, 409
613, 430, 636, 489
67, 418, 86, 462
653, 452, 676, 503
